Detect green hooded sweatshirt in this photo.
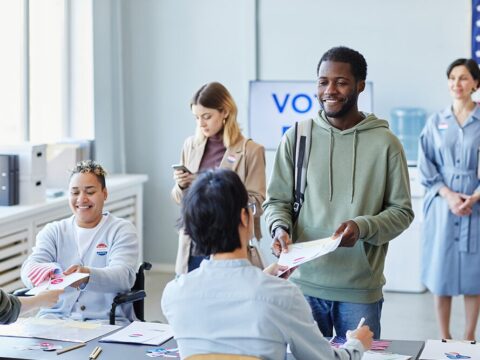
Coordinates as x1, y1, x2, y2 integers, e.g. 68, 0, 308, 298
263, 111, 414, 303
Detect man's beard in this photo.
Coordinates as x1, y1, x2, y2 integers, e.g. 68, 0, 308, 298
320, 90, 359, 118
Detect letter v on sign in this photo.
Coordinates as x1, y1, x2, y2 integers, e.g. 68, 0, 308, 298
272, 93, 290, 113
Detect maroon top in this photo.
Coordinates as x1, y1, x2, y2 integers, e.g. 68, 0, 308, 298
199, 133, 226, 171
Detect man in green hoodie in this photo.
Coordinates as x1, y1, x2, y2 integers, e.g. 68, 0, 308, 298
263, 46, 414, 339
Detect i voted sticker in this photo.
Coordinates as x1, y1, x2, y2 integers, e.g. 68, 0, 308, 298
96, 243, 108, 256
227, 155, 236, 163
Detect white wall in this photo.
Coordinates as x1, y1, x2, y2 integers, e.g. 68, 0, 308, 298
104, 0, 470, 266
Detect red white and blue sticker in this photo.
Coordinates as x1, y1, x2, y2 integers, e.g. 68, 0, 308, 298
438, 122, 448, 130
227, 155, 236, 163
96, 243, 108, 256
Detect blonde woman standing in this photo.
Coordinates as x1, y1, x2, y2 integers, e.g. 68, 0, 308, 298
172, 82, 266, 274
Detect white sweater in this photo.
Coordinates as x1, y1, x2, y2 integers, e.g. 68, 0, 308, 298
21, 212, 138, 323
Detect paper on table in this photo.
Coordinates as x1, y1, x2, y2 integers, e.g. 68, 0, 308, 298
277, 235, 342, 276
26, 272, 89, 295
0, 318, 120, 343
420, 339, 480, 359
287, 344, 411, 359
100, 321, 173, 345
362, 351, 411, 360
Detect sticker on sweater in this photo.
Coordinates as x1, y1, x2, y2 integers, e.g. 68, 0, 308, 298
227, 155, 236, 163
438, 122, 448, 130
96, 243, 108, 256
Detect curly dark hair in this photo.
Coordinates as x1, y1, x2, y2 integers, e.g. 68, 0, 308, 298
70, 160, 107, 189
317, 46, 367, 81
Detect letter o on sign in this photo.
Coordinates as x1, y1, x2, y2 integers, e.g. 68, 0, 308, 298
292, 94, 312, 113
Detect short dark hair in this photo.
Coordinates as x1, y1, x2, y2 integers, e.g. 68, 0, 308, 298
317, 46, 367, 81
180, 169, 248, 256
446, 58, 480, 81
70, 160, 107, 189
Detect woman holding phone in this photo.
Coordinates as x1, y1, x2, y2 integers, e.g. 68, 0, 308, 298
172, 82, 266, 274
418, 58, 480, 340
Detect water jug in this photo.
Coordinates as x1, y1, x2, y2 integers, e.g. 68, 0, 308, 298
389, 108, 426, 165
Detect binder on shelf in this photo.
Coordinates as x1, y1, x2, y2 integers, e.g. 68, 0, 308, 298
0, 154, 19, 206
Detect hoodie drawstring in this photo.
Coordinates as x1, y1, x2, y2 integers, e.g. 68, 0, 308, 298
329, 128, 333, 202
351, 130, 358, 203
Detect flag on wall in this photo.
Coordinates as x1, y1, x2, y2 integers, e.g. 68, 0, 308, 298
473, 0, 480, 60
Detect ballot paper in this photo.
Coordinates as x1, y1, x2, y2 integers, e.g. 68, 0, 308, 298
420, 339, 480, 359
100, 321, 173, 346
0, 318, 120, 343
26, 272, 89, 295
277, 235, 342, 276
362, 352, 411, 360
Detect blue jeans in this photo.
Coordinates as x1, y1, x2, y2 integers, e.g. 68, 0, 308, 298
305, 295, 384, 339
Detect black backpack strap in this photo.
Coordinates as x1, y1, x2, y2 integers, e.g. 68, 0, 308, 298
292, 119, 313, 225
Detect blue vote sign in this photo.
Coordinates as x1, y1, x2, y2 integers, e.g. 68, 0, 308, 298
248, 80, 373, 150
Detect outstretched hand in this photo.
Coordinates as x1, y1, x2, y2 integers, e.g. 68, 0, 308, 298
271, 227, 292, 257
333, 220, 359, 247
63, 265, 90, 289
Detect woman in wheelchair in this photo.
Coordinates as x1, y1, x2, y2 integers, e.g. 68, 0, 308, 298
20, 161, 139, 324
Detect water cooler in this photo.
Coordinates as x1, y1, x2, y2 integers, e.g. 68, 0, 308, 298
383, 108, 426, 292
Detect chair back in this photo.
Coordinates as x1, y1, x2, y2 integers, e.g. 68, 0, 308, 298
132, 261, 152, 321
109, 261, 152, 324
185, 354, 260, 360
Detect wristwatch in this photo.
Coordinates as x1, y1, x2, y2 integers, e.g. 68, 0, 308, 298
272, 225, 289, 238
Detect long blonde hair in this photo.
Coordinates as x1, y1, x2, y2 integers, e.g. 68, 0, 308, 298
191, 82, 242, 147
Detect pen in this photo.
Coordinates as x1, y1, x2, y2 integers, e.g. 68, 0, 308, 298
356, 317, 366, 329
56, 342, 86, 355
89, 346, 102, 360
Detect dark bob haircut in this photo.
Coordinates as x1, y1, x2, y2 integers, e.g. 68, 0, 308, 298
317, 46, 367, 82
446, 58, 480, 82
180, 169, 248, 256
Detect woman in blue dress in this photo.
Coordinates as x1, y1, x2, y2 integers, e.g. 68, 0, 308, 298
418, 58, 480, 340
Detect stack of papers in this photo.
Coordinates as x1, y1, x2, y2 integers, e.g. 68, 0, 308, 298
277, 235, 342, 276
26, 273, 89, 295
100, 321, 173, 345
0, 318, 119, 343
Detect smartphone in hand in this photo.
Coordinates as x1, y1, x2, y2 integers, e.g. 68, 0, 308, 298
172, 164, 192, 174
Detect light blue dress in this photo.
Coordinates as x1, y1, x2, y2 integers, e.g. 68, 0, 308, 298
418, 105, 480, 295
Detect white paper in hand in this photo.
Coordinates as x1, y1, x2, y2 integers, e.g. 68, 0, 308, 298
26, 272, 89, 295
277, 235, 342, 276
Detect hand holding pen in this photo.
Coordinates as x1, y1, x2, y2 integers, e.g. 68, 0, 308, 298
346, 317, 373, 350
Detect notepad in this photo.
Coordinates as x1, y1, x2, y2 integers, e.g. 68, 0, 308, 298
100, 321, 173, 345
420, 339, 480, 359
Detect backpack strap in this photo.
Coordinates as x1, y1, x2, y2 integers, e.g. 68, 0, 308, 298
293, 119, 313, 224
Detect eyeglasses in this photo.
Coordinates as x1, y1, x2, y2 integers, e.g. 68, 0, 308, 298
247, 202, 257, 216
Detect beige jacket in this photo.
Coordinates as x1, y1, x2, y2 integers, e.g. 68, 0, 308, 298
172, 134, 266, 274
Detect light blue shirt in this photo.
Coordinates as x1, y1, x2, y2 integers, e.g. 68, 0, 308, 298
161, 259, 364, 360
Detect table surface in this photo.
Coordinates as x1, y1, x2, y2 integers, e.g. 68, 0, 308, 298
0, 334, 424, 360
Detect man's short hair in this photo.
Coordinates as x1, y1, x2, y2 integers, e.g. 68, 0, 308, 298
180, 169, 248, 256
70, 160, 107, 189
317, 46, 367, 81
